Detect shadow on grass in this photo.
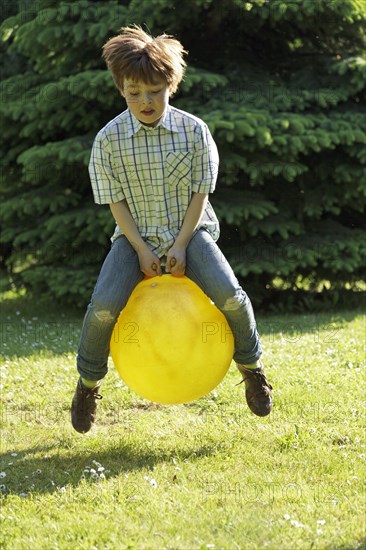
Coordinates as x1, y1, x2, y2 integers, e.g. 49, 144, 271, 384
0, 430, 218, 500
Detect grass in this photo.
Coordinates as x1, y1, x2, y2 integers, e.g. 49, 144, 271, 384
0, 289, 365, 549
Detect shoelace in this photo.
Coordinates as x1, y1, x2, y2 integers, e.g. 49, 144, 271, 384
80, 384, 103, 400
85, 393, 103, 400
236, 370, 273, 390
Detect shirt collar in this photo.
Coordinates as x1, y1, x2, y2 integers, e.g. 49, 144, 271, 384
126, 105, 180, 137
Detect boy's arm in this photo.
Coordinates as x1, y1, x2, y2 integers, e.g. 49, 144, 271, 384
110, 200, 162, 276
166, 192, 208, 275
167, 123, 219, 275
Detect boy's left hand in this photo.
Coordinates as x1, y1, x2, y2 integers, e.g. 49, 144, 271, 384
166, 245, 186, 276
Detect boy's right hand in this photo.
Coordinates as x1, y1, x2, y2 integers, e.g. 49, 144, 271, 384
137, 247, 162, 277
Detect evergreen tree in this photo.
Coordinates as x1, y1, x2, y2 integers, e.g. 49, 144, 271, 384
1, 0, 365, 308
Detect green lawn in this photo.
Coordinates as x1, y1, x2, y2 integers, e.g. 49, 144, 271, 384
0, 290, 365, 549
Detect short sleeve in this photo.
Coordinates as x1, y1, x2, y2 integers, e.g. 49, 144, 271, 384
191, 123, 219, 194
88, 131, 125, 205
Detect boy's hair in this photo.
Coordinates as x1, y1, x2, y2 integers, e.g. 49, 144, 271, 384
102, 25, 187, 94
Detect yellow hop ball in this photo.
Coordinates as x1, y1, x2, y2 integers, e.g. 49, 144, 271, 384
110, 275, 234, 404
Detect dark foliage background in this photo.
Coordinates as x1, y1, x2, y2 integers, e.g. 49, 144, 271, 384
1, 0, 365, 311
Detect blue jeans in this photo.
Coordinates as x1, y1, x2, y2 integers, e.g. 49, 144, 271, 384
77, 229, 262, 381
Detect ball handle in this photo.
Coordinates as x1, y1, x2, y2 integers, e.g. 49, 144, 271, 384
152, 257, 176, 271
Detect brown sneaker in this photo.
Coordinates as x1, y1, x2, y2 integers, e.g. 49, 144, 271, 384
236, 362, 273, 417
71, 378, 103, 433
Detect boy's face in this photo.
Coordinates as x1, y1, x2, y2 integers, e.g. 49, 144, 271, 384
121, 78, 171, 127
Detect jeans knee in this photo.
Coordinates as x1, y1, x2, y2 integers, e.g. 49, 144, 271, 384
220, 289, 247, 311
94, 309, 116, 322
88, 301, 119, 324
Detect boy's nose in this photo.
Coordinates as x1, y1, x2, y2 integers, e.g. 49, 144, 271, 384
142, 93, 152, 104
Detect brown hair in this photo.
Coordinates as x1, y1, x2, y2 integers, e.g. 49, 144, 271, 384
102, 25, 187, 94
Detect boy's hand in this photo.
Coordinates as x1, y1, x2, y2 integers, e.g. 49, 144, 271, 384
166, 245, 186, 276
137, 247, 162, 277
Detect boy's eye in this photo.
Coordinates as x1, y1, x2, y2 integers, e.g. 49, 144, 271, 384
128, 89, 162, 96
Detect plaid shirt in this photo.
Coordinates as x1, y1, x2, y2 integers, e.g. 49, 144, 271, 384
89, 104, 220, 256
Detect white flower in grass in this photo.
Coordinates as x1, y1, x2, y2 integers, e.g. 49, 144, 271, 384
0, 472, 6, 479
290, 519, 305, 528
317, 519, 326, 525
317, 529, 323, 535
284, 514, 291, 520
83, 463, 106, 480
0, 484, 6, 492
10, 453, 18, 457
150, 478, 157, 489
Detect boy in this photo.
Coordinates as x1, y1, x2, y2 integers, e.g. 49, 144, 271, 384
71, 25, 273, 433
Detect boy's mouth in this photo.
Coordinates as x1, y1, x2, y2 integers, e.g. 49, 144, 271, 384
141, 109, 155, 116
